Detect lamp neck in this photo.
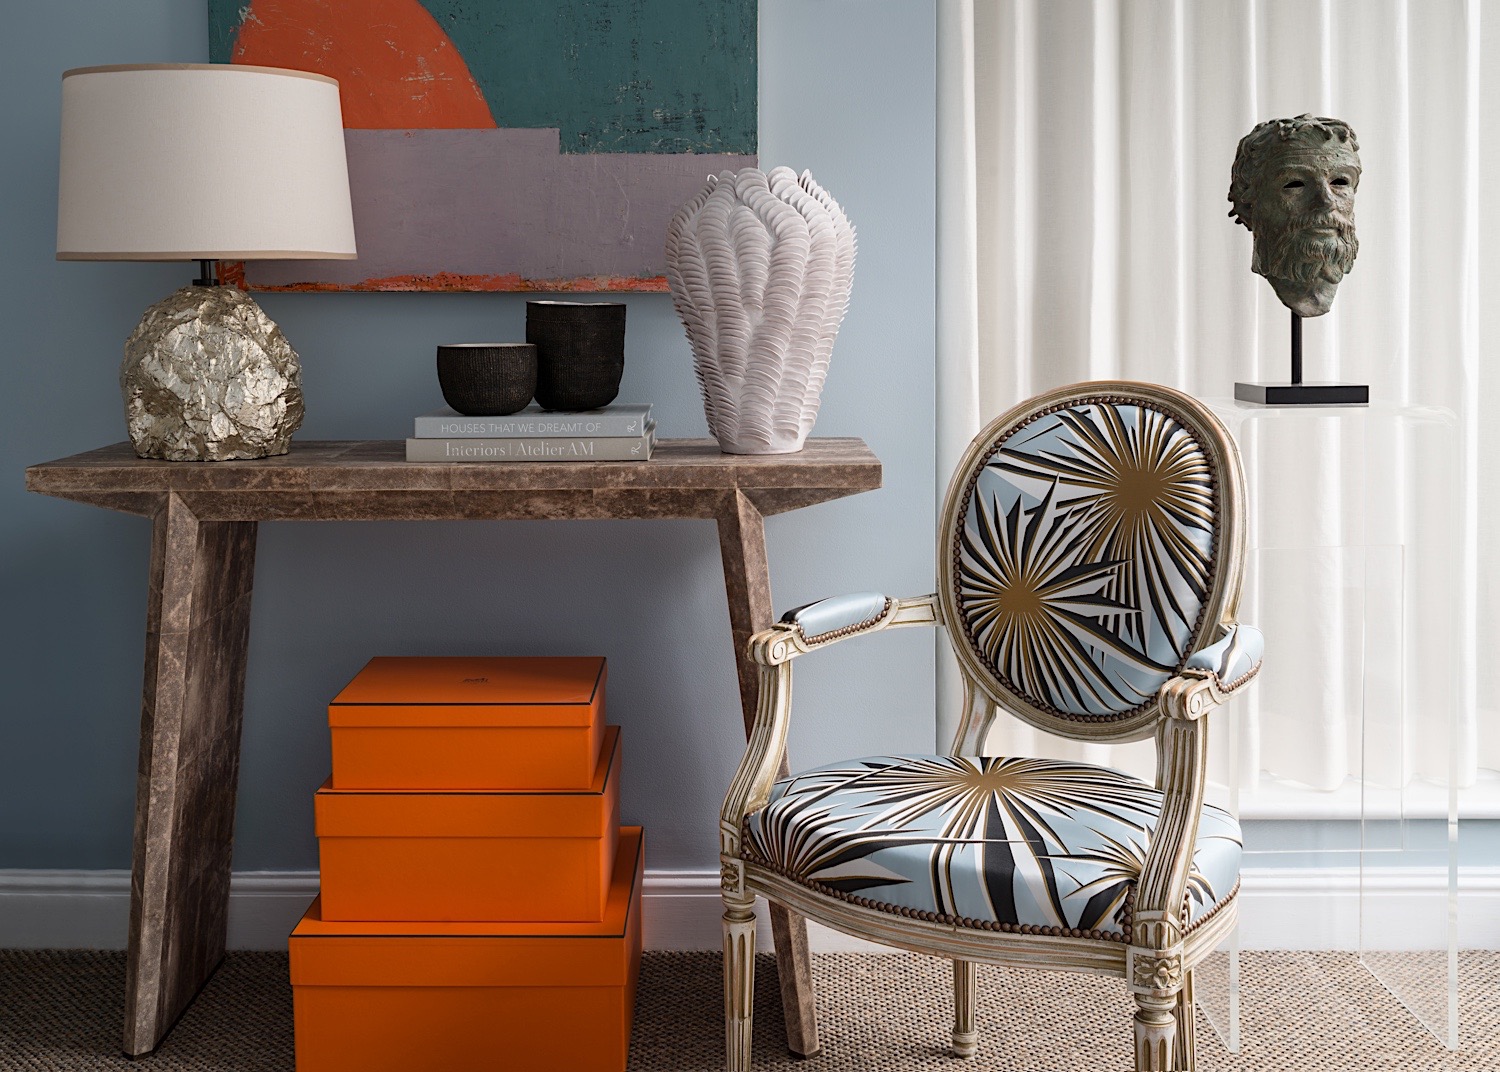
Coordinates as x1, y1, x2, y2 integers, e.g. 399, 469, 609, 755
193, 259, 220, 287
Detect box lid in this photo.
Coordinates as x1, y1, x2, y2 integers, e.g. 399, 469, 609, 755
315, 727, 619, 838
329, 657, 605, 728
291, 828, 643, 987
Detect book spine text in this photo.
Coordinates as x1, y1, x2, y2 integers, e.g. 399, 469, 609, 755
414, 415, 647, 438
405, 434, 652, 462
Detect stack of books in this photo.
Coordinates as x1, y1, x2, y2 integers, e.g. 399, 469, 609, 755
406, 403, 655, 462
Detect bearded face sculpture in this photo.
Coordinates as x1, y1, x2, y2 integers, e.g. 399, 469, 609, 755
1228, 115, 1361, 317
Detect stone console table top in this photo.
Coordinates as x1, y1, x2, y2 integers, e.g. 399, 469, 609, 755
25, 438, 881, 519
25, 437, 880, 1059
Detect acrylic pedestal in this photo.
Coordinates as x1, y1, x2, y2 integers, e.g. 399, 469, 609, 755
1194, 399, 1464, 1052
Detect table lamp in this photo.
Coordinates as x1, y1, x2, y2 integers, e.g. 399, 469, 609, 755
57, 63, 356, 461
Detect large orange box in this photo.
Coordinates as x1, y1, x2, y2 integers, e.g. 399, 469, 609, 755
329, 656, 606, 790
291, 828, 643, 1072
316, 726, 621, 922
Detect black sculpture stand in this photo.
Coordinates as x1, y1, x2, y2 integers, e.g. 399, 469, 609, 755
1235, 311, 1369, 405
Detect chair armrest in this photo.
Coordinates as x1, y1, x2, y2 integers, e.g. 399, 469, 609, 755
1159, 622, 1263, 722
782, 591, 891, 638
1131, 714, 1208, 976
1184, 622, 1263, 692
750, 593, 941, 665
1133, 623, 1263, 969
720, 594, 942, 873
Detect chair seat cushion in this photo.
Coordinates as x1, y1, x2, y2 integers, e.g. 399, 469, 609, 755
743, 754, 1240, 942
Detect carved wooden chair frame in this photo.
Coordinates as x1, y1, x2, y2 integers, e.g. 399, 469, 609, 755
718, 381, 1258, 1071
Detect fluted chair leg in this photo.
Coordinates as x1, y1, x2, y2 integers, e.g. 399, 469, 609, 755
951, 959, 979, 1057
1171, 971, 1196, 1071
1133, 992, 1179, 1071
723, 904, 757, 1072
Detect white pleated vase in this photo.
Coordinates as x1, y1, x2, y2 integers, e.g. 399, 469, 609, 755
665, 166, 856, 454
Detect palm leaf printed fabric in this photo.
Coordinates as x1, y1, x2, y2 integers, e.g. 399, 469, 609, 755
955, 401, 1217, 717
744, 755, 1240, 939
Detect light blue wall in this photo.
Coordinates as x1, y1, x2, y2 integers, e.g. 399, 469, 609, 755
14, 2, 1466, 885
0, 1, 937, 871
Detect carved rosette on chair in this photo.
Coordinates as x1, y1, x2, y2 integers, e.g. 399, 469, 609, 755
665, 166, 856, 454
717, 381, 1263, 1072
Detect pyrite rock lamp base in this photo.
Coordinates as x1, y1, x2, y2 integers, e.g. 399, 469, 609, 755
121, 285, 304, 461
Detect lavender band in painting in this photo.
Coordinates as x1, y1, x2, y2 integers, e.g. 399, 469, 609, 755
245, 129, 756, 291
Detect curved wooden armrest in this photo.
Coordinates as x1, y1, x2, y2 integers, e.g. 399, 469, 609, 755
1184, 622, 1262, 692
750, 593, 940, 666
1134, 623, 1263, 971
1160, 622, 1263, 721
720, 594, 941, 866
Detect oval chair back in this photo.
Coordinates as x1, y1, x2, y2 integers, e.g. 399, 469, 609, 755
938, 381, 1247, 744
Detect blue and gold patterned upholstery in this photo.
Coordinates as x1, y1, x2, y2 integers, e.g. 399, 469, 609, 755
744, 754, 1241, 941
952, 400, 1219, 719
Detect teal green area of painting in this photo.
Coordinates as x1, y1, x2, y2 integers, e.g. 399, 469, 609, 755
207, 0, 757, 155
206, 1, 241, 66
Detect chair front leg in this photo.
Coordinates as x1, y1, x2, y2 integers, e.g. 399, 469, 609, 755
1130, 968, 1195, 1071
1132, 989, 1179, 1071
1129, 917, 1187, 1070
951, 959, 978, 1057
723, 896, 757, 1072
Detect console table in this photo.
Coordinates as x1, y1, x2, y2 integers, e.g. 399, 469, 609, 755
26, 438, 882, 1057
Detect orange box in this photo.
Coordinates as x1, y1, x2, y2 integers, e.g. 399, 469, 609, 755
291, 828, 643, 1072
329, 656, 606, 790
316, 727, 621, 922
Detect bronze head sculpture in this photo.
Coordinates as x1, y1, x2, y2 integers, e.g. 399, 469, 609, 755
1228, 114, 1361, 317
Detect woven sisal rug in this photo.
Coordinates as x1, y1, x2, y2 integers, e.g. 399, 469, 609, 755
1, 950, 1494, 1070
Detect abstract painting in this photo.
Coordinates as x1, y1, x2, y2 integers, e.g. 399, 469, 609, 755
208, 1, 757, 291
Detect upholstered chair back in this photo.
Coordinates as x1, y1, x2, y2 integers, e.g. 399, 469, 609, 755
938, 382, 1247, 744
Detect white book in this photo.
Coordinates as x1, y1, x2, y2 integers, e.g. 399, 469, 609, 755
405, 422, 657, 462
413, 404, 653, 439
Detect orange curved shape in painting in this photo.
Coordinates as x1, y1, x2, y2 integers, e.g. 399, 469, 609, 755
230, 0, 495, 129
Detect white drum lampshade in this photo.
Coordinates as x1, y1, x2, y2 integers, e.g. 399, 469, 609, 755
58, 63, 356, 261
56, 63, 357, 461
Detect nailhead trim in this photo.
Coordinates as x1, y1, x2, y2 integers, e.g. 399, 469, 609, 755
1216, 660, 1263, 695
744, 837, 1126, 943
1183, 877, 1241, 938
741, 830, 1240, 947
795, 598, 896, 646
948, 394, 1223, 726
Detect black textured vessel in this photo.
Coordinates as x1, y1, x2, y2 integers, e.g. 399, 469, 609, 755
526, 301, 627, 411
436, 343, 537, 416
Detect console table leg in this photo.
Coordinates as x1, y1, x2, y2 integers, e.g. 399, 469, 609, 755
123, 494, 258, 1056
715, 490, 822, 1059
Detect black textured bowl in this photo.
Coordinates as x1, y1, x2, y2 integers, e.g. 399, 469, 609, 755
525, 301, 627, 411
436, 343, 537, 416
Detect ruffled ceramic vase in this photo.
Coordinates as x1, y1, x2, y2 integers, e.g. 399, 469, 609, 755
665, 166, 856, 454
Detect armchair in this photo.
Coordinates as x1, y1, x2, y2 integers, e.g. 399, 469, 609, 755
719, 381, 1262, 1071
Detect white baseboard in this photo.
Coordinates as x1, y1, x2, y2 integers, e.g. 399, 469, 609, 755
0, 870, 323, 952
1, 866, 1496, 952
1236, 867, 1500, 951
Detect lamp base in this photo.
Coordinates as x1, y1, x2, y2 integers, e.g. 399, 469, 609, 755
122, 285, 304, 461
1233, 381, 1369, 406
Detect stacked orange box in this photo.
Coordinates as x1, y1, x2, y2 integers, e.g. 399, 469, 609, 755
289, 657, 642, 1072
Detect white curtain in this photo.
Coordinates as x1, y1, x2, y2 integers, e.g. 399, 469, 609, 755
936, 0, 1496, 793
